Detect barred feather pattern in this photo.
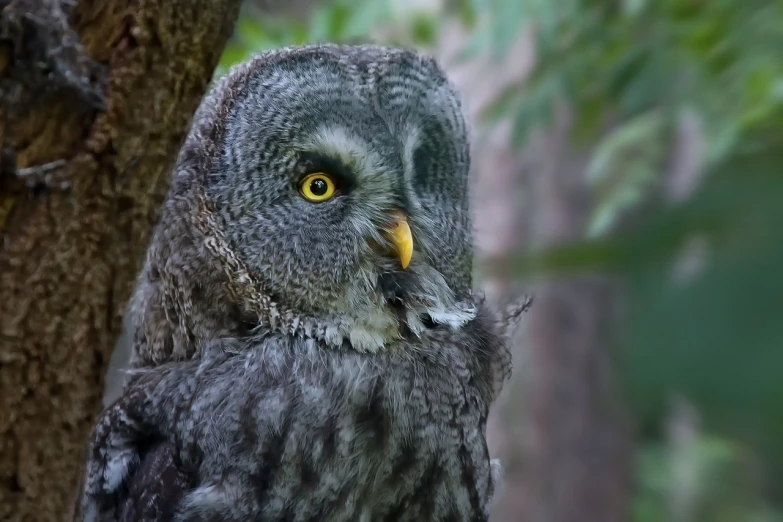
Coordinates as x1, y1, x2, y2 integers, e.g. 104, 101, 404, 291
82, 304, 508, 521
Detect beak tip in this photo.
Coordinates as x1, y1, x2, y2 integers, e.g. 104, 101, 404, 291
400, 249, 412, 270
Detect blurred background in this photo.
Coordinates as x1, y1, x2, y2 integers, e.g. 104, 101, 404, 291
101, 0, 783, 520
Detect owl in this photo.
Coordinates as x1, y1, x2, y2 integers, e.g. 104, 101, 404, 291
75, 44, 519, 522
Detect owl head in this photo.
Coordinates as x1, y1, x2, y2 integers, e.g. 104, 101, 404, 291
129, 44, 479, 365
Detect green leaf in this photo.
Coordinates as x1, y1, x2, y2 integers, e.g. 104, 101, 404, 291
622, 0, 647, 18
584, 111, 666, 235
341, 1, 391, 40
235, 16, 267, 48
410, 14, 438, 46
216, 43, 250, 70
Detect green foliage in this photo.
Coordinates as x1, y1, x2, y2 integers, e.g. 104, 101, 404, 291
456, 0, 783, 238
216, 0, 440, 77
511, 118, 783, 485
585, 111, 666, 237
634, 437, 783, 522
625, 152, 783, 483
465, 0, 783, 146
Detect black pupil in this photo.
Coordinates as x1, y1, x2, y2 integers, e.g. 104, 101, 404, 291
310, 178, 328, 196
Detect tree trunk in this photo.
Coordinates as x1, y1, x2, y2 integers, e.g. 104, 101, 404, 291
0, 1, 241, 520
514, 107, 633, 522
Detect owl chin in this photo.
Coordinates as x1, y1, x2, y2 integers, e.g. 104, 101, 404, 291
333, 265, 478, 352
378, 271, 451, 335
258, 260, 477, 353
326, 300, 476, 354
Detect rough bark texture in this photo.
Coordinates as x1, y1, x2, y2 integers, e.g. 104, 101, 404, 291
0, 1, 241, 520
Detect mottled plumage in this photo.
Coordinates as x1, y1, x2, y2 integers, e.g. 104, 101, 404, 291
76, 43, 517, 522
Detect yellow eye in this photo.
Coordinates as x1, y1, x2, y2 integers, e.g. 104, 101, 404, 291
299, 173, 337, 202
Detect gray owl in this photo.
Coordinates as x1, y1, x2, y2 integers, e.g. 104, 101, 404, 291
75, 44, 521, 522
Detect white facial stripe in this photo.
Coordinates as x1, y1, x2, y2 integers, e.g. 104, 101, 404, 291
303, 125, 386, 179
401, 124, 421, 185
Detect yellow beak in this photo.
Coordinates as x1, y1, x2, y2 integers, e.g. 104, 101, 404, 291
384, 211, 413, 269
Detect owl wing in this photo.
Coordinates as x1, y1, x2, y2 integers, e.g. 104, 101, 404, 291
76, 371, 190, 522
116, 441, 189, 522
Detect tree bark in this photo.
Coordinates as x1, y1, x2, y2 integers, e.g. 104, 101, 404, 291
0, 1, 241, 520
